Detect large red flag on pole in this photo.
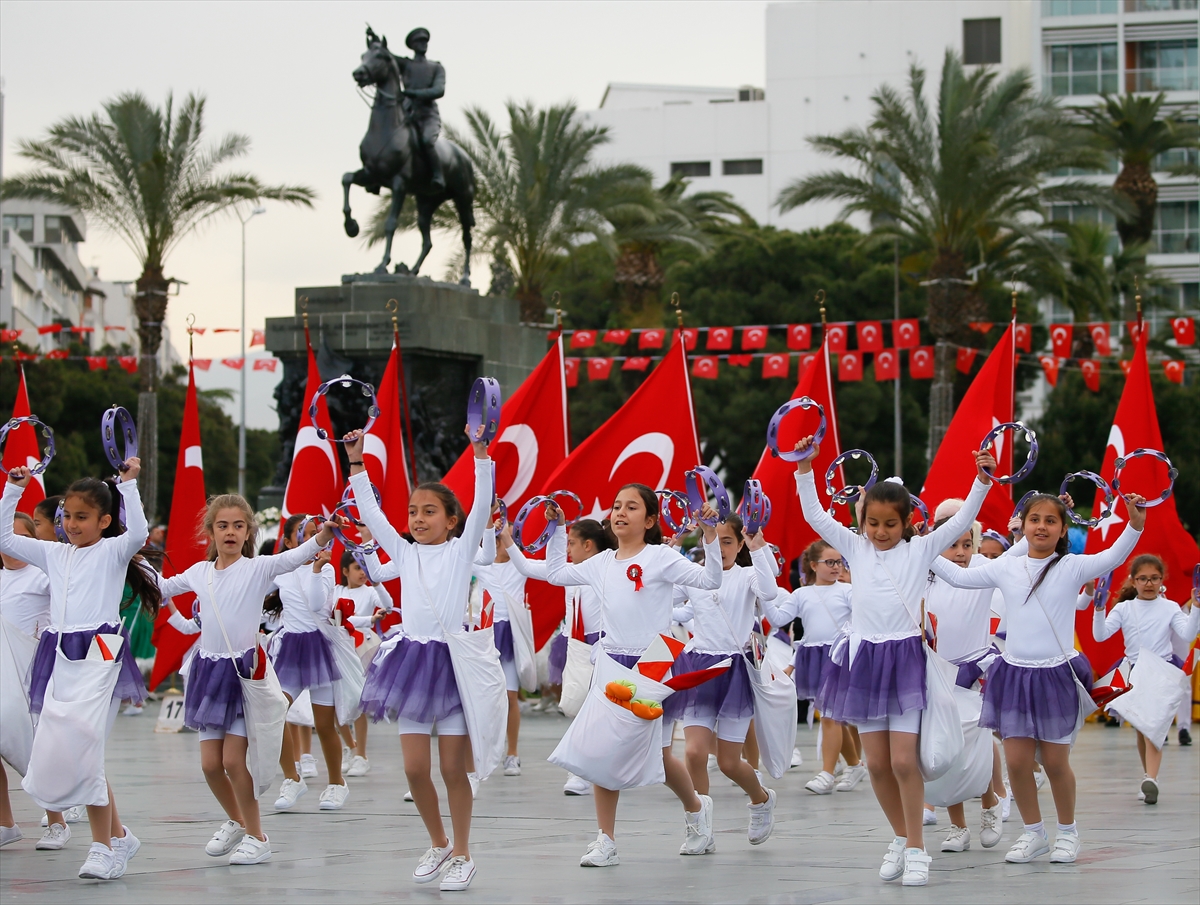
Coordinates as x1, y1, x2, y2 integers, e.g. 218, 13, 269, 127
281, 335, 343, 524
921, 323, 1016, 534
2, 366, 47, 515
1077, 331, 1200, 677
149, 362, 209, 689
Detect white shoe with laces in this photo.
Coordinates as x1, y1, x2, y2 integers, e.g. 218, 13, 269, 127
468, 772, 480, 799
679, 795, 715, 855
274, 777, 308, 810
747, 789, 776, 845
563, 773, 592, 796
1050, 830, 1080, 863
319, 783, 350, 810
941, 825, 970, 852
879, 837, 906, 881
902, 848, 932, 886
836, 763, 868, 791
0, 825, 23, 848
78, 842, 117, 879
1005, 830, 1050, 863
228, 833, 272, 865
413, 845, 452, 883
580, 831, 619, 867
109, 827, 139, 879
346, 755, 371, 777
205, 820, 245, 856
299, 753, 318, 778
439, 856, 476, 891
980, 805, 1002, 848
805, 771, 837, 795
41, 806, 84, 828
503, 755, 521, 776
37, 822, 70, 851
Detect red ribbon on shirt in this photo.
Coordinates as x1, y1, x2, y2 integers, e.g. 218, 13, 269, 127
627, 564, 644, 592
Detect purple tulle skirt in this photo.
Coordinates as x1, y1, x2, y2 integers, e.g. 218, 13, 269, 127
816, 635, 926, 722
672, 651, 755, 722
271, 629, 340, 693
982, 655, 1093, 742
793, 643, 835, 701
360, 636, 463, 724
954, 645, 1001, 690
184, 650, 256, 731
548, 633, 568, 685
609, 652, 684, 721
494, 619, 514, 664
29, 624, 147, 715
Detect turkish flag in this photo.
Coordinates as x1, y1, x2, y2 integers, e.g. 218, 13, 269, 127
681, 328, 699, 351
706, 327, 734, 351
750, 338, 848, 574
622, 356, 651, 372
250, 329, 266, 347
281, 339, 343, 524
1119, 360, 1132, 377
1088, 323, 1112, 356
1050, 324, 1073, 359
762, 352, 790, 379
192, 359, 212, 371
639, 329, 666, 350
252, 358, 279, 372
2, 367, 47, 513
742, 326, 769, 350
874, 349, 898, 381
825, 323, 848, 352
603, 329, 631, 345
956, 347, 978, 373
540, 335, 700, 521
727, 354, 753, 367
149, 364, 208, 689
1081, 358, 1101, 392
910, 346, 935, 379
692, 356, 719, 379
564, 358, 580, 386
838, 351, 863, 381
893, 319, 920, 349
798, 352, 818, 376
44, 350, 69, 361
920, 323, 1016, 535
1079, 332, 1200, 678
856, 321, 884, 353
1163, 360, 1185, 384
1125, 321, 1146, 344
222, 358, 245, 370
787, 324, 812, 351
969, 322, 994, 334
569, 330, 597, 349
86, 356, 108, 371
0, 329, 20, 342
588, 357, 614, 381
1014, 324, 1032, 353
1171, 317, 1195, 346
1038, 355, 1060, 386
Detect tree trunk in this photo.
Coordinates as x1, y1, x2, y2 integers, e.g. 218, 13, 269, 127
137, 391, 158, 524
1113, 162, 1157, 249
134, 265, 169, 524
614, 243, 664, 314
515, 284, 544, 324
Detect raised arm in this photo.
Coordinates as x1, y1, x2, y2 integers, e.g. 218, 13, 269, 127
930, 554, 1000, 589
795, 470, 862, 554
662, 536, 723, 590
262, 536, 324, 580
502, 535, 550, 581
307, 563, 336, 616
1092, 601, 1125, 643
457, 456, 493, 563
115, 477, 149, 558
0, 479, 49, 570
746, 545, 779, 603
1073, 522, 1143, 583
917, 475, 989, 558
1170, 603, 1200, 644
545, 527, 598, 587
759, 587, 800, 628
349, 470, 406, 561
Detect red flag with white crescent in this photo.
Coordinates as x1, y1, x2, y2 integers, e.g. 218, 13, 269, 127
281, 341, 343, 523
2, 367, 47, 513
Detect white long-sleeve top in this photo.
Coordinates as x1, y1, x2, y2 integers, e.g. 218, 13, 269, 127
796, 470, 988, 641
473, 559, 526, 623
0, 480, 148, 632
505, 543, 602, 636
273, 561, 334, 632
335, 583, 388, 629
761, 582, 853, 648
671, 547, 779, 654
349, 458, 491, 642
162, 538, 322, 656
924, 571, 1005, 664
546, 528, 722, 655
1093, 595, 1200, 665
930, 523, 1142, 663
0, 564, 52, 637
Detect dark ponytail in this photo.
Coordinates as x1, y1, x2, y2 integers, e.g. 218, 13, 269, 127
1019, 493, 1071, 602
570, 518, 616, 555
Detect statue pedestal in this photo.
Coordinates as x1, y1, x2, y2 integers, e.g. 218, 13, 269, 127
258, 274, 545, 510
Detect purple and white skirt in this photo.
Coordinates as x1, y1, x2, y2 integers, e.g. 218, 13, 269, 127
953, 644, 1002, 690
184, 650, 256, 731
29, 624, 147, 715
792, 643, 835, 701
982, 655, 1093, 742
548, 630, 601, 685
360, 636, 463, 724
494, 619, 514, 664
670, 651, 755, 722
270, 629, 340, 692
816, 635, 925, 723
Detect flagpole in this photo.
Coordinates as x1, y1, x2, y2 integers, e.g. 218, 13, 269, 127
893, 240, 902, 479
387, 298, 419, 486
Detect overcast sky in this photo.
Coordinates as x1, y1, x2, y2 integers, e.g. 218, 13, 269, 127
1, 0, 769, 428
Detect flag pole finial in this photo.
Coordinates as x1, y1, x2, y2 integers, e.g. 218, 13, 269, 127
299, 296, 311, 348
186, 313, 195, 359
816, 289, 827, 328
387, 298, 399, 337
551, 291, 562, 329
1133, 276, 1143, 332
672, 291, 683, 328
1010, 283, 1018, 322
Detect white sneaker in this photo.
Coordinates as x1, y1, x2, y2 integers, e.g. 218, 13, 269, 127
836, 763, 868, 791
440, 855, 476, 891
205, 820, 245, 856
413, 845, 452, 883
341, 746, 353, 773
503, 755, 521, 776
109, 827, 139, 879
228, 833, 272, 865
122, 703, 143, 716
941, 825, 970, 852
1050, 830, 1080, 863
1141, 777, 1159, 805
1000, 793, 1012, 822
1005, 830, 1050, 863
346, 755, 371, 777
41, 806, 84, 828
78, 842, 117, 879
902, 848, 931, 886
1137, 786, 1146, 801
707, 753, 718, 772
805, 771, 837, 795
404, 789, 414, 802
680, 794, 715, 855
879, 837, 906, 881
319, 783, 350, 810
299, 753, 318, 778
580, 831, 619, 867
1034, 769, 1047, 790
563, 773, 592, 796
833, 759, 846, 780
790, 747, 804, 768
37, 823, 70, 851
274, 777, 308, 810
747, 789, 776, 845
923, 807, 938, 826
0, 825, 23, 848
980, 805, 1002, 848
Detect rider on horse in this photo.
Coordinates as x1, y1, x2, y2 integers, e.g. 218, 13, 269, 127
367, 25, 446, 190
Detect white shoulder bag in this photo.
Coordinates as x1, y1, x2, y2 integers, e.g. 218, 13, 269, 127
559, 589, 594, 718
0, 615, 38, 775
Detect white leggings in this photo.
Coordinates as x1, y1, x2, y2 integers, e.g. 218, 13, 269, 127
682, 714, 752, 744
396, 712, 468, 736
855, 709, 921, 735
199, 717, 248, 742
281, 683, 333, 707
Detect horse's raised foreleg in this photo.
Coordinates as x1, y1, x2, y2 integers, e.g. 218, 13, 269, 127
454, 195, 474, 287
410, 198, 437, 276
342, 171, 365, 238
376, 175, 406, 275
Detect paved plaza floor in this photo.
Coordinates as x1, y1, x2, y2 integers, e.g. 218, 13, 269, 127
1, 707, 1197, 904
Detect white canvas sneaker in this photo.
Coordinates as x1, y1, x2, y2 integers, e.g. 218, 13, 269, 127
503, 755, 521, 776
299, 753, 318, 778
109, 827, 140, 879
36, 823, 70, 851
805, 771, 837, 795
879, 837, 906, 881
228, 834, 272, 865
679, 795, 715, 855
274, 777, 308, 810
941, 825, 970, 852
346, 755, 371, 776
836, 763, 868, 791
747, 789, 776, 845
790, 746, 804, 768
580, 831, 619, 867
413, 845, 452, 883
0, 825, 23, 848
980, 805, 1002, 848
439, 856, 476, 891
78, 842, 117, 879
319, 783, 350, 810
205, 820, 245, 857
563, 773, 592, 796
1141, 777, 1159, 805
1050, 830, 1080, 864
923, 807, 938, 825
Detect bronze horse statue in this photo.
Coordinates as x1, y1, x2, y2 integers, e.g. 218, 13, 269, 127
342, 29, 475, 283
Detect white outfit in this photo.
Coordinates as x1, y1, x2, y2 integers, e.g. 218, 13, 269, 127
761, 582, 853, 648
0, 563, 52, 637
924, 572, 1005, 665
1093, 596, 1200, 666
270, 561, 336, 703
506, 542, 601, 637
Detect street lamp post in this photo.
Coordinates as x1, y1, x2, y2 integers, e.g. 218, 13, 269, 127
238, 206, 266, 499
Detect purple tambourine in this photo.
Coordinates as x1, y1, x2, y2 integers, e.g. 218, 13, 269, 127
332, 481, 382, 553
1111, 448, 1178, 508
979, 421, 1038, 484
1060, 470, 1114, 528
657, 490, 695, 537
101, 405, 137, 473
910, 494, 930, 535
738, 479, 771, 534
512, 495, 556, 553
352, 551, 375, 584
1093, 570, 1115, 610
980, 529, 1011, 551
467, 377, 502, 444
1193, 563, 1199, 593
766, 396, 827, 461
310, 375, 379, 442
298, 515, 334, 551
1012, 489, 1040, 521
825, 449, 879, 506
549, 489, 583, 527
685, 466, 731, 526
0, 416, 55, 476
53, 499, 68, 543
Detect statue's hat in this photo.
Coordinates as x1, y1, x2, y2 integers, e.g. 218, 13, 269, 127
406, 27, 430, 49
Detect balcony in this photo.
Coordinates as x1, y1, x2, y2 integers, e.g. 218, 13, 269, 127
1126, 65, 1199, 91
1124, 0, 1197, 11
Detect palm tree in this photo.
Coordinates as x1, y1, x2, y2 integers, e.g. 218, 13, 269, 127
1079, 93, 1199, 251
2, 92, 315, 519
776, 51, 1122, 456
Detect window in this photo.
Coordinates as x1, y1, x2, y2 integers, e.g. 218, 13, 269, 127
1052, 156, 1120, 176
963, 19, 1002, 64
2, 214, 33, 244
1046, 43, 1118, 95
1047, 203, 1120, 253
1127, 40, 1198, 92
1154, 200, 1199, 253
1042, 0, 1118, 14
1145, 282, 1198, 338
1124, 0, 1197, 11
737, 87, 764, 102
1154, 136, 1198, 171
722, 159, 763, 176
44, 216, 65, 244
671, 161, 711, 178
